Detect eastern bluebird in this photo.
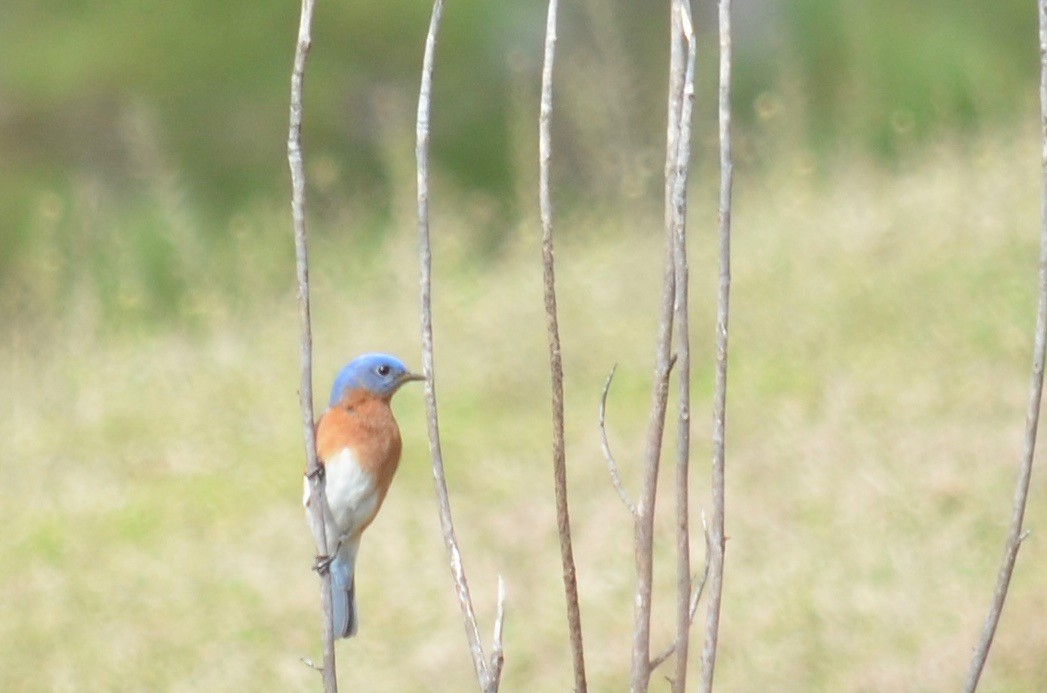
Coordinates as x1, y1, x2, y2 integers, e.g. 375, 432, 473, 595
303, 353, 424, 638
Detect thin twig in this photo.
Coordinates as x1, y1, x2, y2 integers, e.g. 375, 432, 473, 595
599, 365, 639, 517
490, 576, 507, 691
651, 511, 712, 671
962, 2, 1047, 689
539, 1, 588, 690
629, 2, 686, 689
416, 2, 504, 690
698, 1, 733, 690
669, 1, 697, 689
624, 1, 691, 690
287, 0, 337, 689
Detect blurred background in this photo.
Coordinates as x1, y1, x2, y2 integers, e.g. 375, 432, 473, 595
2, 0, 1046, 690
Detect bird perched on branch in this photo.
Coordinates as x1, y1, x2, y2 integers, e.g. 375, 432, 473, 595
304, 353, 424, 638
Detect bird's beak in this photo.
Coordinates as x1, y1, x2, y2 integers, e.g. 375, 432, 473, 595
402, 371, 427, 384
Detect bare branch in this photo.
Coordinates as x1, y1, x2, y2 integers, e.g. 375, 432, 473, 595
698, 1, 733, 690
694, 511, 714, 623
962, 2, 1047, 689
490, 576, 507, 690
652, 511, 712, 672
539, 1, 588, 690
599, 365, 639, 517
416, 2, 504, 690
624, 2, 682, 690
287, 0, 337, 689
669, 1, 697, 689
629, 2, 686, 689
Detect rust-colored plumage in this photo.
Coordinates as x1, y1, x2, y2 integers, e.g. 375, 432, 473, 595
314, 389, 403, 535
303, 352, 422, 638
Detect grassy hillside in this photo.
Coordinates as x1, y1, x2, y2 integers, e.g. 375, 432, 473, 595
3, 122, 1047, 690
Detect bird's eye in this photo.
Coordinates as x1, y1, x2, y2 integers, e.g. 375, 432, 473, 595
376, 364, 392, 377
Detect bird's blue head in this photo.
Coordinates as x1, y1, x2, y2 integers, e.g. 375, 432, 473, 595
329, 353, 424, 405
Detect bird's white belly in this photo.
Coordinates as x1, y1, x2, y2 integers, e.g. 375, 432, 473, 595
303, 447, 379, 550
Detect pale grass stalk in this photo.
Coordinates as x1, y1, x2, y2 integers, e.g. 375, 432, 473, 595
539, 0, 588, 690
698, 0, 733, 690
286, 0, 337, 689
416, 1, 505, 690
962, 1, 1047, 689
669, 1, 697, 689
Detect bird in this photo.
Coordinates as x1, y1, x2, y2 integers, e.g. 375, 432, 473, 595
303, 352, 424, 638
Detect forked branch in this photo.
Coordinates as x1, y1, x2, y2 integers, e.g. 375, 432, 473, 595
628, 0, 687, 687
416, 1, 505, 690
652, 511, 713, 672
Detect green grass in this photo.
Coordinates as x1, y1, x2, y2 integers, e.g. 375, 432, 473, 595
3, 124, 1047, 690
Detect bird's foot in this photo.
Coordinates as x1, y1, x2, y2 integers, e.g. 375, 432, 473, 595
313, 553, 334, 575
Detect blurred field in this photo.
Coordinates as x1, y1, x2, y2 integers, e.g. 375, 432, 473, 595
3, 114, 1047, 691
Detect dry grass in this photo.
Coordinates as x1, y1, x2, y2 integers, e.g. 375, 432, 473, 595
3, 125, 1046, 691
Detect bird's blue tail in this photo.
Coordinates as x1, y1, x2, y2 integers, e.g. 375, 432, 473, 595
330, 543, 358, 638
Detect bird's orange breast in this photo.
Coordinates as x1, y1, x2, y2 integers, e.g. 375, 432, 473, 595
315, 389, 403, 497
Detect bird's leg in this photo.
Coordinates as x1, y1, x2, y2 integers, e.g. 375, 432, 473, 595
313, 534, 347, 575
305, 465, 331, 574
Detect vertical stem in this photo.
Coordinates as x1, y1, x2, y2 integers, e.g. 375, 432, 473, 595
287, 0, 337, 690
630, 203, 675, 693
539, 1, 588, 691
698, 1, 732, 690
670, 2, 697, 690
629, 5, 685, 692
962, 1, 1047, 689
416, 2, 503, 691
